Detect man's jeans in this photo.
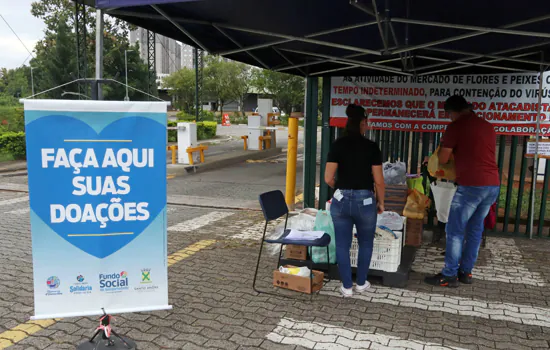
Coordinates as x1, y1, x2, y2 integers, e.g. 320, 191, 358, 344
330, 190, 376, 289
442, 185, 500, 277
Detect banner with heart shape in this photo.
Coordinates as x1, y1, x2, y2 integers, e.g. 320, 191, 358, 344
26, 106, 167, 259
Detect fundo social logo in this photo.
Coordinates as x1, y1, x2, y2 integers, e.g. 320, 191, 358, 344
99, 271, 129, 292
46, 276, 62, 296
71, 274, 92, 294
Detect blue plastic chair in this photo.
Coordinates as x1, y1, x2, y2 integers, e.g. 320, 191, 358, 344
252, 190, 331, 295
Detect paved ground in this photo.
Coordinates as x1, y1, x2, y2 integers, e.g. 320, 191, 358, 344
2, 161, 550, 349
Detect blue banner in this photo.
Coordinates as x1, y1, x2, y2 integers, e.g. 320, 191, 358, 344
95, 0, 198, 8
24, 100, 171, 319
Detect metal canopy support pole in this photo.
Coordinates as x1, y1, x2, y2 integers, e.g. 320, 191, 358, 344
279, 48, 408, 75
529, 63, 545, 239
390, 14, 550, 55
319, 78, 332, 209
419, 44, 549, 76
214, 24, 269, 69
391, 17, 550, 40
95, 9, 104, 100
194, 47, 200, 122
304, 77, 319, 209
147, 31, 156, 99
75, 2, 88, 99
151, 5, 208, 51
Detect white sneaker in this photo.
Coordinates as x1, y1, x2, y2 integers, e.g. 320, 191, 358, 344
339, 285, 353, 298
355, 281, 371, 293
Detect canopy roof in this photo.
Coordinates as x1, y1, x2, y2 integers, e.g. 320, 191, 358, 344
85, 0, 550, 76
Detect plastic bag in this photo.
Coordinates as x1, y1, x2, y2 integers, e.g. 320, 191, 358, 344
428, 146, 456, 181
279, 266, 310, 277
376, 211, 404, 231
403, 189, 431, 220
430, 181, 457, 223
310, 210, 336, 264
383, 162, 407, 185
406, 176, 425, 195
288, 211, 316, 231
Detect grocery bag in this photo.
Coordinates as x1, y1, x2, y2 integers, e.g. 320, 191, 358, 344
310, 210, 336, 264
403, 189, 431, 220
406, 176, 425, 195
383, 162, 407, 185
428, 146, 456, 181
430, 181, 457, 223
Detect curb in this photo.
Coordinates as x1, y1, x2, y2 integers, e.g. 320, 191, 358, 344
167, 148, 282, 176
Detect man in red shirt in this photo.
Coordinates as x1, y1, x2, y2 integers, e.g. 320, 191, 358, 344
425, 95, 500, 288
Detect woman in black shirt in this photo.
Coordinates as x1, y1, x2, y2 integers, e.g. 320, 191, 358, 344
324, 104, 385, 297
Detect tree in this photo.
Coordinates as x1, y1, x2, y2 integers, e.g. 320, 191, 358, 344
233, 63, 254, 115
203, 56, 243, 118
26, 0, 150, 101
163, 68, 196, 112
252, 69, 305, 116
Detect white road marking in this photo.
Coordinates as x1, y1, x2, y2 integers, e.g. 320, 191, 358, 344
0, 196, 28, 207
413, 237, 546, 286
321, 282, 550, 328
168, 211, 235, 232
266, 317, 467, 350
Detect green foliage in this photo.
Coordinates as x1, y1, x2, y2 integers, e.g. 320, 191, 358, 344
163, 68, 195, 112
198, 121, 217, 140
203, 56, 252, 118
252, 69, 305, 115
9, 0, 152, 101
0, 106, 25, 133
176, 110, 216, 122
167, 120, 217, 142
0, 132, 26, 159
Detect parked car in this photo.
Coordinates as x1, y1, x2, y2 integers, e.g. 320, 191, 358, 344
254, 106, 286, 117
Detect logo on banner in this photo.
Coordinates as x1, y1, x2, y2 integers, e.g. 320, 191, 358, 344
71, 275, 92, 294
99, 271, 129, 293
141, 268, 151, 284
135, 268, 158, 292
46, 276, 62, 296
25, 116, 166, 259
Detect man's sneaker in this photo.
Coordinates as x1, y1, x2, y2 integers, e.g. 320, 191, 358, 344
355, 281, 371, 293
458, 271, 473, 284
340, 285, 353, 298
424, 273, 459, 288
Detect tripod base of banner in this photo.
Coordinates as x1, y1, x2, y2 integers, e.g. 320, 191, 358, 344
76, 337, 136, 350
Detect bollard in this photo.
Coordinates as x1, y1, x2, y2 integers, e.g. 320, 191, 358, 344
241, 136, 248, 150
169, 145, 177, 164
285, 113, 301, 209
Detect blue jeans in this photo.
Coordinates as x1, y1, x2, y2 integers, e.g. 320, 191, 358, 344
442, 185, 500, 277
330, 190, 377, 289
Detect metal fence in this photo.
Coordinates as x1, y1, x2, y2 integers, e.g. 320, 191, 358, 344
371, 130, 550, 238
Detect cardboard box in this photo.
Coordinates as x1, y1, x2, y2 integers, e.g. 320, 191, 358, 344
285, 245, 307, 260
406, 218, 423, 247
273, 266, 324, 294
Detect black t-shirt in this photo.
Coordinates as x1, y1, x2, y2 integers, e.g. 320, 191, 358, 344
327, 135, 382, 191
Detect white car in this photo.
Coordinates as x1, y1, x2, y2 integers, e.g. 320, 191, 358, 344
254, 107, 286, 117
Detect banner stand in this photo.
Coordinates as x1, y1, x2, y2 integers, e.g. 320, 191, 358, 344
76, 308, 137, 350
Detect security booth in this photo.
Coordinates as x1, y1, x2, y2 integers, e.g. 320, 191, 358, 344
85, 0, 550, 281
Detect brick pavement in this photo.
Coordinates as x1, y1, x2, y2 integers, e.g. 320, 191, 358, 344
1, 186, 550, 349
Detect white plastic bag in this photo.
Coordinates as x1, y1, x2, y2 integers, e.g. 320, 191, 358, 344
383, 161, 407, 185
279, 266, 310, 277
376, 211, 403, 231
287, 211, 317, 231
430, 181, 457, 223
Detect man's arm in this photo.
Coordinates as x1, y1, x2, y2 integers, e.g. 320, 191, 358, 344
438, 147, 453, 165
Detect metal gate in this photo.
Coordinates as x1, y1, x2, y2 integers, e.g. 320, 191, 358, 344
372, 130, 549, 238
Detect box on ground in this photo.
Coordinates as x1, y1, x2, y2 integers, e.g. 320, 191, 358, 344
406, 218, 423, 247
285, 244, 307, 260
273, 266, 324, 294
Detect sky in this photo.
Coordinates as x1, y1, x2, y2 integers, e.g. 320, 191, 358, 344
0, 1, 46, 69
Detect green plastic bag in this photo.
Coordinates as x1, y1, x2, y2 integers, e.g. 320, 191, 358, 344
310, 210, 336, 264
407, 176, 425, 195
